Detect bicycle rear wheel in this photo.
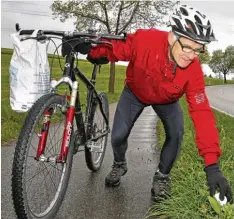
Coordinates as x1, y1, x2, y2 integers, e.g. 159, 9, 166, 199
12, 93, 74, 219
85, 92, 109, 171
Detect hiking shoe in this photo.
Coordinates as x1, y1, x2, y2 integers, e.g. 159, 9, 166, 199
151, 169, 170, 201
105, 162, 128, 187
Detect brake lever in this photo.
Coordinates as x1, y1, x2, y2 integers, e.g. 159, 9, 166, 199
86, 39, 112, 47
20, 37, 37, 41
37, 35, 47, 41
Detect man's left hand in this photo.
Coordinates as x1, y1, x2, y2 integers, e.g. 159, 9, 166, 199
205, 163, 233, 203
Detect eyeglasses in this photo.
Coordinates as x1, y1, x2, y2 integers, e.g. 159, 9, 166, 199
178, 39, 205, 55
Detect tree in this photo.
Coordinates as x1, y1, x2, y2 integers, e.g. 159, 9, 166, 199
209, 46, 234, 83
51, 0, 178, 93
198, 47, 210, 64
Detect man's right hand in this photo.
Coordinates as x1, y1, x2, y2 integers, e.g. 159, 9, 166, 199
204, 164, 233, 203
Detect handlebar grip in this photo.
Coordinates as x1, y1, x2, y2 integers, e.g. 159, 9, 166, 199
100, 34, 126, 40
18, 30, 64, 36
19, 30, 35, 35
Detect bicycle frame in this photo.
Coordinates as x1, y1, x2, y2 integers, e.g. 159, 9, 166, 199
36, 52, 109, 163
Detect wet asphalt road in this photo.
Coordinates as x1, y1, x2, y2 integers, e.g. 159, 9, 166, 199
1, 103, 160, 219
206, 85, 234, 116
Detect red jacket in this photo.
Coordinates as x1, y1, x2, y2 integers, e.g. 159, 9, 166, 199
89, 28, 221, 166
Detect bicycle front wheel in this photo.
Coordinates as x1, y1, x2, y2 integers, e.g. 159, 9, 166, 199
85, 92, 109, 171
12, 93, 74, 219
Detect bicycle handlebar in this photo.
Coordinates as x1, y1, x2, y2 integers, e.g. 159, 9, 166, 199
15, 23, 126, 41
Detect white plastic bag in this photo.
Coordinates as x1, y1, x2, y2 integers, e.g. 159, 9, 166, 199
9, 30, 51, 112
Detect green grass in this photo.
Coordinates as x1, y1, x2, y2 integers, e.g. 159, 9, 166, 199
1, 48, 13, 55
205, 77, 234, 86
1, 48, 126, 143
146, 97, 234, 219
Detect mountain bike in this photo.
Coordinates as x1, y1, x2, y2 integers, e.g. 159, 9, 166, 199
11, 23, 126, 219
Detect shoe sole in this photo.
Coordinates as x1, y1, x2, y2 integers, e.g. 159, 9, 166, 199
105, 169, 127, 187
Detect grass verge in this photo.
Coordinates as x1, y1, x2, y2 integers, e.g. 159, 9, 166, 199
205, 77, 234, 86
1, 49, 126, 143
146, 97, 234, 219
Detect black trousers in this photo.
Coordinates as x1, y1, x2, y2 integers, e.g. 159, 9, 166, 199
111, 85, 184, 174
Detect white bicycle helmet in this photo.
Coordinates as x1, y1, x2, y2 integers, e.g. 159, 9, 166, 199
169, 4, 216, 44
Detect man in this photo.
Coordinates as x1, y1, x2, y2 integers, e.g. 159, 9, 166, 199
87, 4, 233, 203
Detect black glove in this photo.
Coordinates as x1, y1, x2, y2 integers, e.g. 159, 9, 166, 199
86, 55, 109, 65
74, 42, 91, 55
205, 163, 233, 203
61, 37, 91, 57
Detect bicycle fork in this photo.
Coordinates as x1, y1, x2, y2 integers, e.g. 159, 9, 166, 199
35, 81, 78, 163
58, 81, 78, 162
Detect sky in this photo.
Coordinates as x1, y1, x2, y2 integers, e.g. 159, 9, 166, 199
1, 0, 234, 69
1, 0, 76, 54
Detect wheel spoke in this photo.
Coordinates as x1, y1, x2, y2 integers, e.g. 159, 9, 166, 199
26, 163, 41, 194
46, 161, 64, 174
45, 136, 63, 156
26, 164, 49, 183
42, 162, 58, 192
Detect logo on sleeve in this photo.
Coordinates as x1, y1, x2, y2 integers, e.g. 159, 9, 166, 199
194, 93, 205, 104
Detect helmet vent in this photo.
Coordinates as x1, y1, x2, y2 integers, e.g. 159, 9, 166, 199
180, 7, 189, 16
206, 20, 211, 37
194, 15, 202, 24
172, 17, 184, 31
196, 11, 206, 19
185, 19, 197, 34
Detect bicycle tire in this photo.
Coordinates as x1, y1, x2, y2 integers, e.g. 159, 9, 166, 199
85, 92, 109, 171
12, 93, 74, 219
